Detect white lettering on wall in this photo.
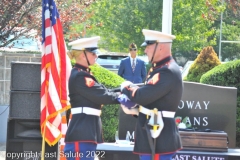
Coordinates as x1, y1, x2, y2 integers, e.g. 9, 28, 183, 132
186, 117, 191, 126
178, 101, 210, 110
203, 117, 208, 126
180, 117, 209, 127
195, 101, 201, 109
186, 101, 194, 109
179, 100, 184, 109
193, 117, 208, 126
203, 101, 210, 109
172, 155, 191, 160
194, 117, 201, 126
172, 154, 226, 160
177, 100, 210, 127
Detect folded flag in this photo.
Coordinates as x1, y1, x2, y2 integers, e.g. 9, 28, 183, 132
117, 94, 137, 109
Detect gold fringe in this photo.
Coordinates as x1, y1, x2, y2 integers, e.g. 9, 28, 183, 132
41, 105, 71, 148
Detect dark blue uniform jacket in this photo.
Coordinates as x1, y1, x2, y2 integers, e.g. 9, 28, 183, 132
65, 63, 120, 143
122, 56, 183, 154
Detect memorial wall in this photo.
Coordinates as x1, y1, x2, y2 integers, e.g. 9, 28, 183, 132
119, 81, 237, 148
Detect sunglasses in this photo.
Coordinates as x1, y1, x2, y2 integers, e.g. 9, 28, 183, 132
145, 41, 157, 45
129, 48, 137, 51
85, 47, 98, 52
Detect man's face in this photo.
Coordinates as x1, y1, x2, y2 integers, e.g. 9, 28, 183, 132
144, 43, 156, 62
129, 48, 137, 58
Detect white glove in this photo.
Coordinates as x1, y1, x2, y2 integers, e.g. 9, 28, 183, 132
120, 81, 133, 91
121, 104, 139, 115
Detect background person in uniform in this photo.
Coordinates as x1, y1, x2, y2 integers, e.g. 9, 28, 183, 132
120, 29, 183, 160
118, 43, 147, 83
64, 36, 120, 160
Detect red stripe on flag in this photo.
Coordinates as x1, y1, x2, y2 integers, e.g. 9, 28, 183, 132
48, 55, 60, 101
53, 20, 69, 105
44, 36, 52, 47
45, 18, 51, 28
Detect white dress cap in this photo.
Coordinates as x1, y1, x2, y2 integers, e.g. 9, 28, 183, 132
141, 29, 176, 46
68, 36, 100, 50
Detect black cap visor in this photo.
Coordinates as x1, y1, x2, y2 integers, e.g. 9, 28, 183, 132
85, 48, 101, 54
141, 40, 157, 47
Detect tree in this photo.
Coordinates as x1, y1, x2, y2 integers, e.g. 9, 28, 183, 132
80, 0, 163, 53
0, 0, 40, 47
76, 0, 223, 62
213, 0, 240, 61
185, 46, 221, 82
0, 0, 97, 48
227, 0, 240, 14
172, 0, 225, 64
217, 23, 240, 61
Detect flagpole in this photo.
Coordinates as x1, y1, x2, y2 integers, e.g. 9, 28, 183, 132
41, 84, 48, 160
41, 122, 46, 160
41, 85, 48, 160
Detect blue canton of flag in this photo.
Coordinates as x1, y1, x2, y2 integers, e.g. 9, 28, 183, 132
117, 94, 137, 109
42, 0, 59, 43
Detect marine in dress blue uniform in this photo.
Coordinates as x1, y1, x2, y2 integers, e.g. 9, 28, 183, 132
64, 37, 120, 160
118, 43, 147, 83
120, 29, 183, 160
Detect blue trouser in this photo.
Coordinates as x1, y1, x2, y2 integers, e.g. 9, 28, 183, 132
139, 153, 175, 160
64, 142, 97, 160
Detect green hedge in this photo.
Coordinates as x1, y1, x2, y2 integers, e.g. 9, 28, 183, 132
200, 59, 240, 147
89, 64, 125, 142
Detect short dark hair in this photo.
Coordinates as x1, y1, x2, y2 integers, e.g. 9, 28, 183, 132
129, 43, 137, 49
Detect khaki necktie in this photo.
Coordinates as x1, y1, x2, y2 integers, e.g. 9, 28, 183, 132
132, 59, 135, 72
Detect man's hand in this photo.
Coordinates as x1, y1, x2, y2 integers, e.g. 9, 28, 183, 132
120, 81, 133, 91
121, 104, 139, 115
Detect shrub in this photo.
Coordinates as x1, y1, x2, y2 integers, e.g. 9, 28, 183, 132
185, 46, 221, 82
90, 64, 125, 142
200, 59, 240, 147
90, 64, 125, 89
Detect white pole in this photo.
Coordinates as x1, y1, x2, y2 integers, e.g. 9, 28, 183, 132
162, 0, 173, 34
219, 0, 223, 62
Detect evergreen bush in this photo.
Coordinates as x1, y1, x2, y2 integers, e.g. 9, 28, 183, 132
89, 64, 125, 142
185, 46, 221, 82
200, 60, 240, 147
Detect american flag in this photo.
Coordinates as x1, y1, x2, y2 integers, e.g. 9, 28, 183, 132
41, 0, 71, 146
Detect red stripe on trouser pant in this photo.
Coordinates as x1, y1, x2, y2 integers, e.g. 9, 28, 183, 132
75, 142, 80, 160
140, 153, 175, 160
